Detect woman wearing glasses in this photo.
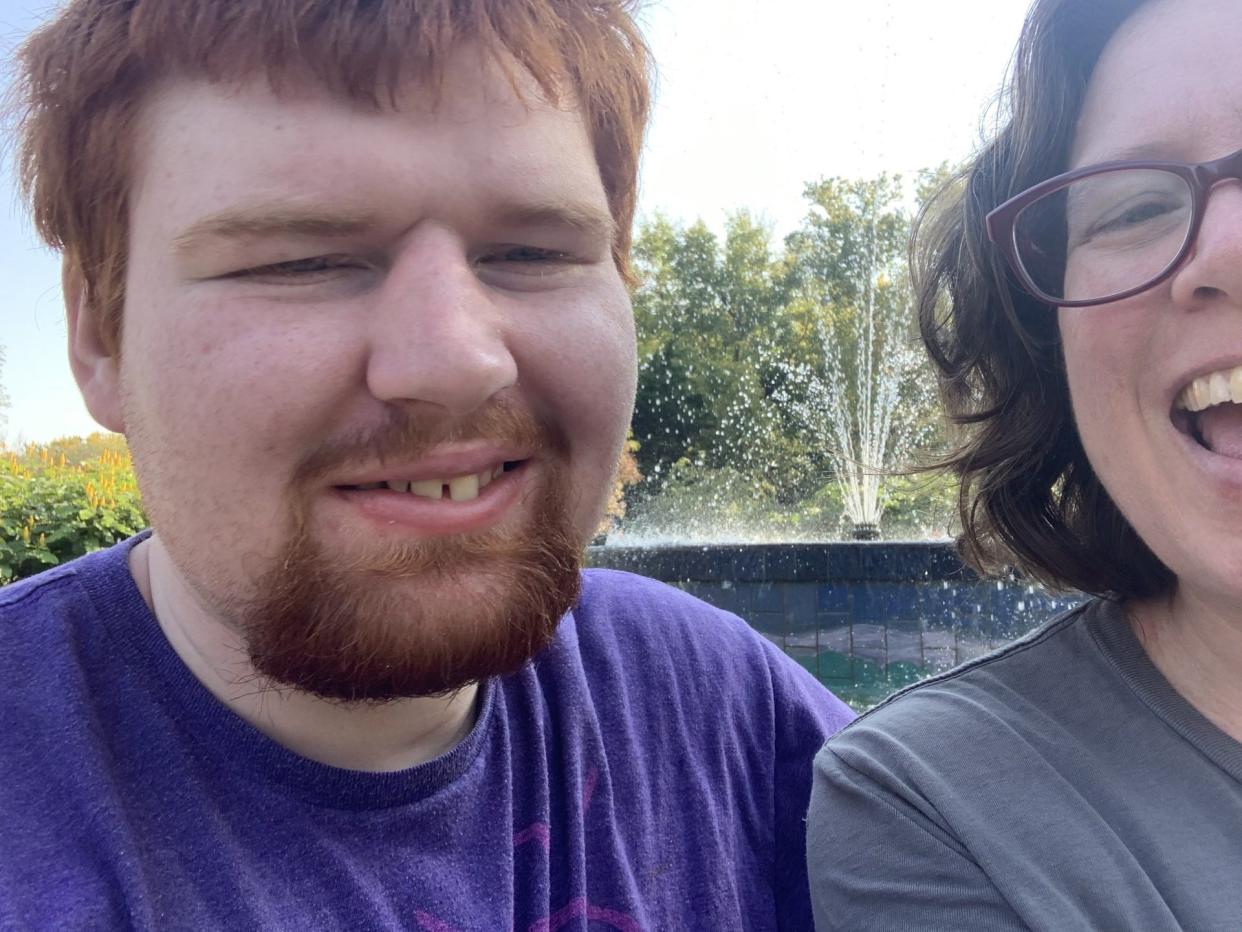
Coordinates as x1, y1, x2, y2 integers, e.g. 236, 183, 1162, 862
807, 0, 1242, 928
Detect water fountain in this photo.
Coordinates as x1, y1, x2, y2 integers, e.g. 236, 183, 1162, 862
598, 182, 1083, 709
786, 292, 931, 540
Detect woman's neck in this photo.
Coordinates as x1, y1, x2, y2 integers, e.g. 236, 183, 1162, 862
1129, 588, 1242, 743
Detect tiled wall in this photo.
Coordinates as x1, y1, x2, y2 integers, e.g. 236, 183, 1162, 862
586, 543, 1084, 709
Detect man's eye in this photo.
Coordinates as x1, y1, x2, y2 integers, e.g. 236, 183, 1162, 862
229, 255, 361, 280
478, 246, 574, 267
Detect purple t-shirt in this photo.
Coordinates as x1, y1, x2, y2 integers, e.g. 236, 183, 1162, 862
0, 535, 852, 930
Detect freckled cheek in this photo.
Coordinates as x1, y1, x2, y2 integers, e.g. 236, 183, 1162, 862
1058, 317, 1112, 457
1060, 325, 1096, 405
537, 299, 635, 449
139, 310, 363, 468
1059, 311, 1160, 484
523, 305, 633, 541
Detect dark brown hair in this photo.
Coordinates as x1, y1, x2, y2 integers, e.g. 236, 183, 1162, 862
14, 0, 652, 356
914, 0, 1174, 598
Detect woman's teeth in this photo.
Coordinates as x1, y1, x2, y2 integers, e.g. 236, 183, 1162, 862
353, 464, 508, 501
1179, 366, 1242, 413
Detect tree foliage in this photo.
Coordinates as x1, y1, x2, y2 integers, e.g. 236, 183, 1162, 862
631, 211, 821, 505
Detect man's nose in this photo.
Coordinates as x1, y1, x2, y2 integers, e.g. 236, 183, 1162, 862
365, 229, 518, 416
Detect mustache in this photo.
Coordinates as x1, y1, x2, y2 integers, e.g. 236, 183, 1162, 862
292, 398, 567, 486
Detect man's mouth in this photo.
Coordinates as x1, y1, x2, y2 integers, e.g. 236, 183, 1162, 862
337, 460, 525, 503
1175, 366, 1242, 459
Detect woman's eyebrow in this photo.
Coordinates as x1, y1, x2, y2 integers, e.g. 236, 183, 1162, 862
1072, 139, 1190, 167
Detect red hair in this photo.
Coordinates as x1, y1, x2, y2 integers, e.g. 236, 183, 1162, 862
15, 0, 652, 353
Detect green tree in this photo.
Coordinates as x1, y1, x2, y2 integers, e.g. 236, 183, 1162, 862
630, 211, 816, 499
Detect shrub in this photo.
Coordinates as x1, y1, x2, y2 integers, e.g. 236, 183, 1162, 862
0, 434, 147, 584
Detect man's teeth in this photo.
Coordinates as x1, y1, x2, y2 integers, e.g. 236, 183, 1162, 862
1179, 366, 1242, 412
369, 465, 507, 501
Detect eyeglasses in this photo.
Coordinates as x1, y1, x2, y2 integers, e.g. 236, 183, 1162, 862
986, 145, 1242, 308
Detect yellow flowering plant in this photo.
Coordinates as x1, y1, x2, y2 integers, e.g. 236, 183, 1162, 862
0, 434, 147, 584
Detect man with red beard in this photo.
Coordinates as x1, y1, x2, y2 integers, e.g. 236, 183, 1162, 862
0, 1, 853, 928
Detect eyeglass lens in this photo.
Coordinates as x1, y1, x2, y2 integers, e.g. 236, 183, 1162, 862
1013, 168, 1194, 302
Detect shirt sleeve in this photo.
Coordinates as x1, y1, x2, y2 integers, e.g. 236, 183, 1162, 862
807, 745, 1029, 932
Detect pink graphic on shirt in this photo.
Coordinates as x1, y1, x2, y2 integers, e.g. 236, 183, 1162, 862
581, 765, 599, 812
512, 821, 552, 852
513, 765, 600, 853
415, 911, 462, 932
420, 764, 640, 931
528, 896, 642, 932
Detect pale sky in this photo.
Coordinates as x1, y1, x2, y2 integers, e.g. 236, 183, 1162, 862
0, 0, 1030, 445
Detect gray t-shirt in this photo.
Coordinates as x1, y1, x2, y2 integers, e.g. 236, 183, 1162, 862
807, 598, 1242, 931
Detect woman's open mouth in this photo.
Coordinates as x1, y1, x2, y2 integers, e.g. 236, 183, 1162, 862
1175, 366, 1242, 458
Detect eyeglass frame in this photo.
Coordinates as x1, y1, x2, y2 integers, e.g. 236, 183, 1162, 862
985, 145, 1242, 308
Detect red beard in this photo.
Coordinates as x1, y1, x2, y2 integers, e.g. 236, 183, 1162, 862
229, 401, 583, 703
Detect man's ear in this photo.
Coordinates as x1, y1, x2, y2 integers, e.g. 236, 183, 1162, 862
64, 260, 125, 433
